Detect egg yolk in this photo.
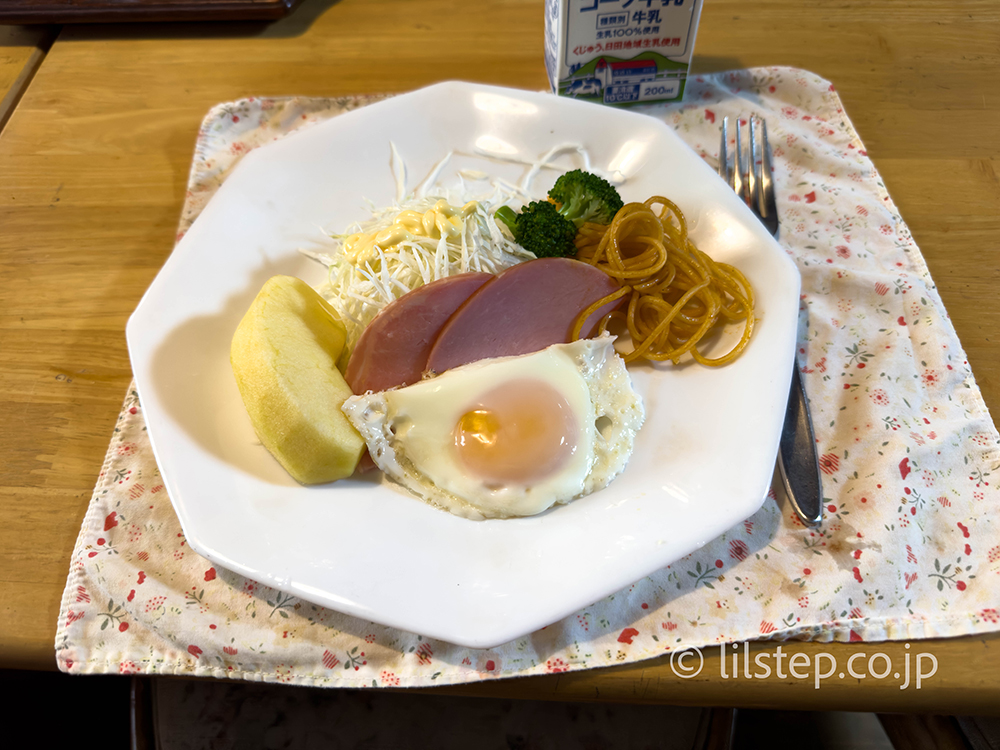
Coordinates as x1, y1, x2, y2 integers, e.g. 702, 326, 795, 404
451, 379, 579, 486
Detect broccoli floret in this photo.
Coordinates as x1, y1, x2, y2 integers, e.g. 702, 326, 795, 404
493, 170, 621, 258
495, 201, 577, 258
548, 169, 624, 228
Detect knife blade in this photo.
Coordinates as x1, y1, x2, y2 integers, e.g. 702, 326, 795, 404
778, 363, 823, 526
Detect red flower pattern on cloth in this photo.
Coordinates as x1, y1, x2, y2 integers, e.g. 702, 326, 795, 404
55, 68, 1000, 689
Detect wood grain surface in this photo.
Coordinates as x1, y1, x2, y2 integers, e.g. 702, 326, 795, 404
0, 0, 998, 713
0, 24, 54, 129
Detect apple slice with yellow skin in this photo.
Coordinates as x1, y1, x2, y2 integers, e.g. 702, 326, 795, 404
231, 275, 365, 484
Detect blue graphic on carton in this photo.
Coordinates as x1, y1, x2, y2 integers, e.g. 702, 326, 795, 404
605, 84, 640, 104
567, 57, 658, 103
566, 78, 603, 97
561, 59, 685, 105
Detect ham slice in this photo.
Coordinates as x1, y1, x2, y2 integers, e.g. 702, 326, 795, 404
425, 257, 624, 375
345, 272, 493, 394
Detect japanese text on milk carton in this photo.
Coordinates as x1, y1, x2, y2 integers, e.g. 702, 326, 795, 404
545, 0, 704, 106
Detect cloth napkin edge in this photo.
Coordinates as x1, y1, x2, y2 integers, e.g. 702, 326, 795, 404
55, 386, 139, 672
811, 74, 1000, 467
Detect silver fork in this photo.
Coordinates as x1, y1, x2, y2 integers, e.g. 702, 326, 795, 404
719, 115, 778, 236
719, 115, 823, 527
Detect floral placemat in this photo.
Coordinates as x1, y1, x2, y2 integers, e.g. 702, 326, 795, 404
56, 67, 1000, 686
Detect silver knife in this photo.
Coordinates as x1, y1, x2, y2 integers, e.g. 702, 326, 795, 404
778, 363, 823, 525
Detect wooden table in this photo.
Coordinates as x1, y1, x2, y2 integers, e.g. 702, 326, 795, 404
0, 24, 53, 129
1, 0, 998, 715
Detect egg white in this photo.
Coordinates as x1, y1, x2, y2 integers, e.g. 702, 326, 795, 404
341, 334, 645, 520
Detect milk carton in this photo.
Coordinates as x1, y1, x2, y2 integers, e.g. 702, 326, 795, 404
544, 0, 704, 106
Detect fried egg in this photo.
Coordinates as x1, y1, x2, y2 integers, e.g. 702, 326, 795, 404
340, 334, 644, 520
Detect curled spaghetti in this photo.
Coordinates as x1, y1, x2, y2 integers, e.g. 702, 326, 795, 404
572, 197, 754, 366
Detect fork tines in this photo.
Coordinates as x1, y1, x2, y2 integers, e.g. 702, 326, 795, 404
719, 114, 778, 238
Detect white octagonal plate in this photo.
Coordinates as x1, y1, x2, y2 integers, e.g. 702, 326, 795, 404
127, 81, 800, 649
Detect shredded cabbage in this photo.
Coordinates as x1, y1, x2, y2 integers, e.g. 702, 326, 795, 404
302, 143, 602, 352
304, 184, 534, 351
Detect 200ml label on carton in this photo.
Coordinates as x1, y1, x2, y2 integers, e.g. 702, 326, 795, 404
545, 0, 704, 107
